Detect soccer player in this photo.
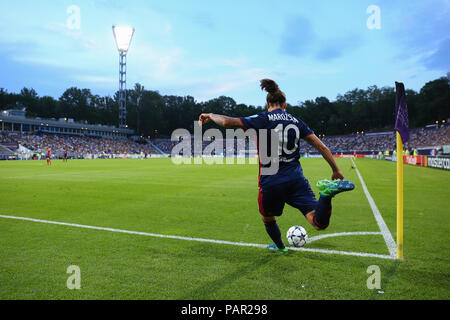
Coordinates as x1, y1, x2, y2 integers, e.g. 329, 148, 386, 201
46, 148, 52, 166
198, 79, 355, 253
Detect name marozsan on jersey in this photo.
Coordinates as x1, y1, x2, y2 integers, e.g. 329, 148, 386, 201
267, 113, 299, 123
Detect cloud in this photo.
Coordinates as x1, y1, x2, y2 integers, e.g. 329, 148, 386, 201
422, 38, 450, 71
3, 21, 101, 71
43, 23, 97, 49
202, 68, 268, 97
280, 15, 362, 61
11, 55, 69, 68
315, 36, 363, 61
384, 0, 450, 72
163, 23, 173, 35
192, 12, 216, 29
280, 16, 315, 57
131, 44, 184, 82
151, 64, 271, 103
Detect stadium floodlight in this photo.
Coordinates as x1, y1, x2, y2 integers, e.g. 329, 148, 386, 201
112, 25, 135, 129
113, 26, 134, 52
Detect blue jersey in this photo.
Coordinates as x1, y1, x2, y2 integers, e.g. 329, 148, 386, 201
240, 109, 314, 188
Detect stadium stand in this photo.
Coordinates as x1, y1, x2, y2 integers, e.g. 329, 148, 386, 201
0, 143, 15, 159
0, 132, 163, 159
151, 124, 450, 156
298, 124, 450, 155
0, 123, 448, 159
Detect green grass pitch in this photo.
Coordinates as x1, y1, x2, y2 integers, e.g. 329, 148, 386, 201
0, 158, 449, 299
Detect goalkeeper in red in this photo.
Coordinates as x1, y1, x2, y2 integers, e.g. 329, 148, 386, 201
198, 79, 355, 253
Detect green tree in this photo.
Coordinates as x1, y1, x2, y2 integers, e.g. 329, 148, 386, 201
416, 77, 450, 126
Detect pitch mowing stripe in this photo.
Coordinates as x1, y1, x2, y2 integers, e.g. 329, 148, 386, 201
351, 159, 397, 258
0, 214, 395, 260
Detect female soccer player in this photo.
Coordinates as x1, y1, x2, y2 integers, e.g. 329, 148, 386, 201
198, 79, 354, 253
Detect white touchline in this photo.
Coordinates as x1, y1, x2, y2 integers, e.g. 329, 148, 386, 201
0, 214, 395, 260
351, 159, 397, 258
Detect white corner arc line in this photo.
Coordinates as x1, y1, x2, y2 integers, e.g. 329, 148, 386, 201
351, 159, 397, 258
308, 231, 382, 243
0, 214, 395, 260
288, 246, 395, 260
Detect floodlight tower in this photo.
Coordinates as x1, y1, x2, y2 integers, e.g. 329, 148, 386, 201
112, 25, 135, 129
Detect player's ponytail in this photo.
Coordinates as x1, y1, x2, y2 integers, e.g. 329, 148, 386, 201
260, 79, 286, 106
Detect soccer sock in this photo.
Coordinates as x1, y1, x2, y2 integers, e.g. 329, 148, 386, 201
313, 196, 332, 230
264, 220, 285, 249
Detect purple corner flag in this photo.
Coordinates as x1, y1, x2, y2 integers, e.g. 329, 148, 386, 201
395, 81, 409, 143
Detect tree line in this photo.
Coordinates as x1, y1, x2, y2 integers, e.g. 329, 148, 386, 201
0, 75, 448, 138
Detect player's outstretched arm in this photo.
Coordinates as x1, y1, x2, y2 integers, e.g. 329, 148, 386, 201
198, 113, 244, 129
303, 134, 345, 180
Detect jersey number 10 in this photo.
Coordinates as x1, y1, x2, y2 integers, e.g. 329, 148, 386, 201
274, 124, 300, 156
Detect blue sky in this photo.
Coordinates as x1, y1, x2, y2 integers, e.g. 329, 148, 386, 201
0, 0, 448, 106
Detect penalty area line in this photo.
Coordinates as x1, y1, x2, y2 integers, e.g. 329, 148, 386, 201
0, 214, 395, 260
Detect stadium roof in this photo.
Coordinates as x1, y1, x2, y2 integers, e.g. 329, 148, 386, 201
0, 110, 133, 134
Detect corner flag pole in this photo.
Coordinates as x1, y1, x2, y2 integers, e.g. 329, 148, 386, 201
394, 81, 409, 260
396, 131, 404, 259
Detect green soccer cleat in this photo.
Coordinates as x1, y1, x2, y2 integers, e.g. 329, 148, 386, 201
316, 179, 355, 197
267, 244, 289, 254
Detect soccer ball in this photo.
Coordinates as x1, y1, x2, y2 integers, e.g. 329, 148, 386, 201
286, 226, 308, 247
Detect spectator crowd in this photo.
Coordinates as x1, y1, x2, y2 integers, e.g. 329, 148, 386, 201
154, 124, 450, 155
312, 125, 450, 154
0, 132, 160, 158
1, 124, 449, 158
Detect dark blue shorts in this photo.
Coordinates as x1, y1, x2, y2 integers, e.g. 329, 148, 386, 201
258, 177, 317, 217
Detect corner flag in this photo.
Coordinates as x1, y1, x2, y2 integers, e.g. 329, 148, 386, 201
394, 81, 409, 259
395, 82, 409, 144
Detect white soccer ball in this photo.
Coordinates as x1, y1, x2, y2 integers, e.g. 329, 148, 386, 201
286, 225, 308, 247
